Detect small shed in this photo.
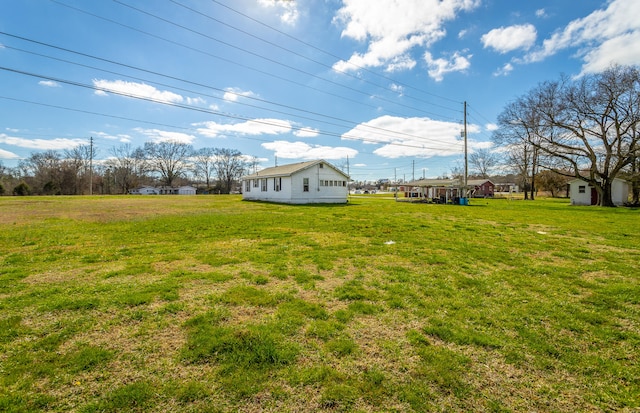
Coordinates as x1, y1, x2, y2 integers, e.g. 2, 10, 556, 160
468, 179, 495, 198
568, 177, 629, 206
242, 160, 349, 204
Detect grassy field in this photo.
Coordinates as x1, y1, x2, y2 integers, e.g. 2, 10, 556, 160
0, 195, 638, 412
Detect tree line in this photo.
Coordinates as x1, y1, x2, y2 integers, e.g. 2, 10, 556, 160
0, 141, 257, 196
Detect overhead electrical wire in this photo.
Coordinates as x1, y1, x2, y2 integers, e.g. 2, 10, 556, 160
169, 0, 461, 114
110, 0, 457, 120
1, 1, 473, 167
0, 66, 462, 154
0, 31, 463, 150
208, 0, 462, 106
48, 0, 458, 122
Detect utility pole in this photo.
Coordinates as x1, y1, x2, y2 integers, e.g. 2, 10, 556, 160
412, 160, 415, 181
89, 136, 93, 195
463, 101, 468, 197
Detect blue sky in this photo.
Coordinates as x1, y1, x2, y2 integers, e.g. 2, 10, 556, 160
2, 0, 640, 181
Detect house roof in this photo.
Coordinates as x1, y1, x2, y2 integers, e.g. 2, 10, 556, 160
467, 179, 494, 186
568, 177, 628, 184
243, 160, 349, 179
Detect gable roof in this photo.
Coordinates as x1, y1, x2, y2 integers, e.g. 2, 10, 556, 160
243, 160, 349, 179
568, 177, 628, 184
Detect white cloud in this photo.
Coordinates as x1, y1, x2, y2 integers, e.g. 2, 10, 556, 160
481, 24, 537, 53
92, 79, 184, 103
390, 83, 405, 96
524, 0, 640, 72
0, 148, 20, 159
493, 62, 514, 77
485, 123, 498, 132
223, 87, 257, 102
332, 0, 480, 73
186, 97, 206, 106
91, 131, 132, 143
535, 9, 547, 18
424, 51, 471, 82
579, 31, 640, 74
262, 140, 358, 160
38, 80, 60, 88
196, 119, 292, 138
341, 115, 473, 158
134, 128, 196, 144
0, 133, 86, 150
293, 127, 320, 138
258, 0, 299, 25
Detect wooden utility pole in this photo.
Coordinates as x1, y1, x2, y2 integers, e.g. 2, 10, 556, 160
463, 101, 468, 197
89, 136, 93, 195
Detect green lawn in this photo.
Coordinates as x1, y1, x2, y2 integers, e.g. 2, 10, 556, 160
0, 195, 638, 412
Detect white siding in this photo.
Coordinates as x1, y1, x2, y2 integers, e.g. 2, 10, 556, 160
242, 162, 348, 204
569, 178, 629, 206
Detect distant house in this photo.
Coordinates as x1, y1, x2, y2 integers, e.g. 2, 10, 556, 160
241, 160, 350, 204
396, 178, 494, 201
129, 186, 159, 195
468, 179, 495, 198
129, 185, 196, 195
568, 177, 629, 206
177, 186, 197, 195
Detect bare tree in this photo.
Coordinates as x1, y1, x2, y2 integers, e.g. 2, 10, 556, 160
64, 144, 93, 194
213, 148, 246, 194
529, 66, 640, 206
144, 141, 193, 187
494, 97, 543, 200
20, 150, 62, 194
469, 148, 499, 178
192, 147, 216, 188
106, 144, 149, 194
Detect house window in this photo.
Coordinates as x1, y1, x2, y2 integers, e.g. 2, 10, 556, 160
245, 180, 250, 192
274, 177, 281, 192
261, 179, 267, 191
342, 181, 346, 187
253, 179, 258, 188
303, 178, 309, 192
579, 185, 586, 194
319, 163, 324, 168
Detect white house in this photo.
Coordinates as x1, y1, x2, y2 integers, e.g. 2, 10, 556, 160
241, 160, 350, 204
568, 177, 629, 206
129, 185, 196, 195
129, 186, 159, 195
177, 186, 196, 195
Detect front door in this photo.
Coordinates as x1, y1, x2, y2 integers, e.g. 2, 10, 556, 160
590, 187, 598, 205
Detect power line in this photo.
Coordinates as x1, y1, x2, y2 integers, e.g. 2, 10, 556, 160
208, 0, 462, 106
0, 32, 463, 150
48, 0, 458, 122
111, 0, 456, 120
170, 0, 461, 114
0, 67, 461, 154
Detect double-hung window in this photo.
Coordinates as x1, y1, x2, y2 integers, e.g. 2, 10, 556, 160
303, 178, 309, 192
274, 177, 281, 192
261, 179, 267, 192
245, 180, 251, 192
